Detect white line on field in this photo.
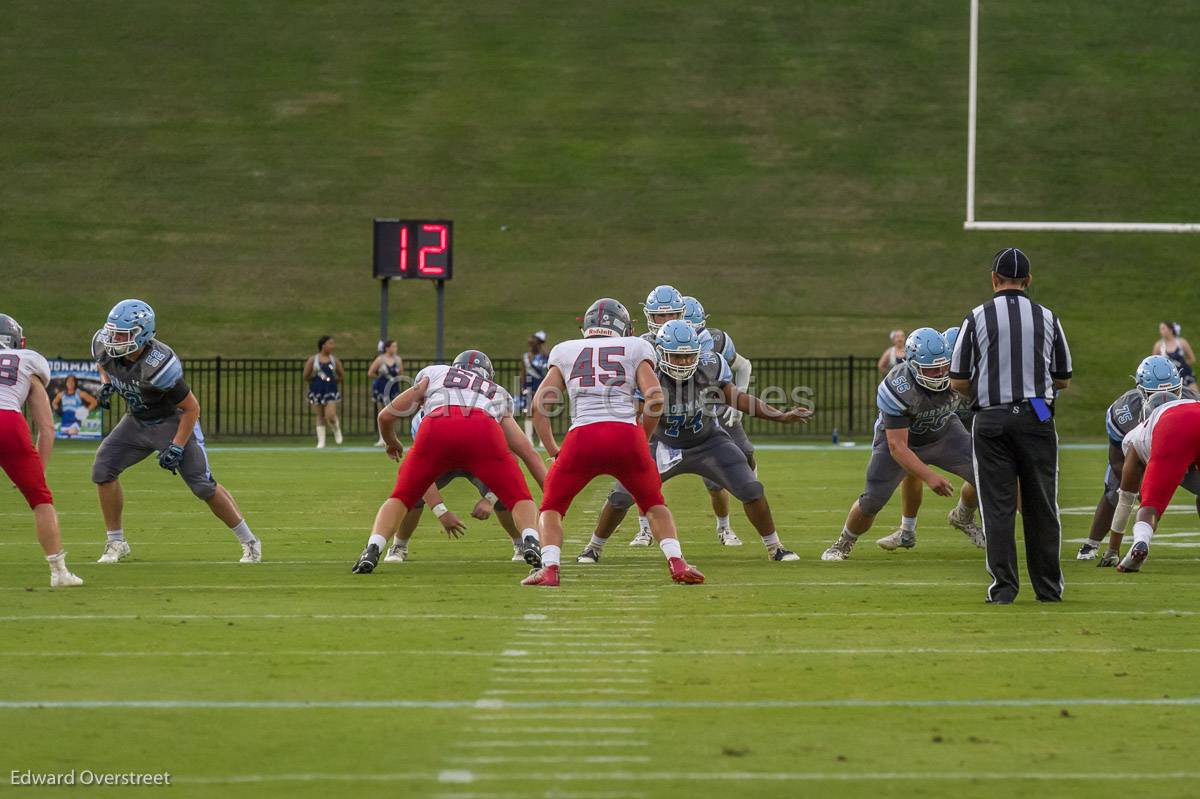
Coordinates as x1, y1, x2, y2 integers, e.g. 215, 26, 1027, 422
4, 697, 1199, 710
449, 755, 649, 764
482, 689, 652, 696
488, 668, 651, 674
489, 677, 646, 685
471, 727, 637, 735
467, 715, 655, 721
454, 741, 649, 749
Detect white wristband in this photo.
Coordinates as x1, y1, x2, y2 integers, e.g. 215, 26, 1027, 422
1110, 489, 1137, 535
432, 503, 449, 518
484, 492, 499, 504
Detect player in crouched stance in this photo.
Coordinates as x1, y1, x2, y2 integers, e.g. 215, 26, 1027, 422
1107, 392, 1200, 573
0, 314, 83, 587
577, 320, 810, 564
91, 300, 260, 564
822, 328, 984, 561
525, 299, 704, 587
352, 350, 546, 574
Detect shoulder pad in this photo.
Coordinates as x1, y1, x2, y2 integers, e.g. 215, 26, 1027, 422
143, 341, 183, 390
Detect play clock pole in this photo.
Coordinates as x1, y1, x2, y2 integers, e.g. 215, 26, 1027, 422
372, 218, 454, 362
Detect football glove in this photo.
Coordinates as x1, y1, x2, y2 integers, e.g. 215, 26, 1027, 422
158, 443, 185, 474
97, 383, 117, 410
721, 406, 743, 426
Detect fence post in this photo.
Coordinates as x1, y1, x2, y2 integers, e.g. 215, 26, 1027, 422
214, 355, 222, 437
846, 355, 855, 434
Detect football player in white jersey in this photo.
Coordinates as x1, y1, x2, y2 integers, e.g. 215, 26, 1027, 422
0, 314, 83, 587
352, 350, 546, 574
524, 298, 704, 587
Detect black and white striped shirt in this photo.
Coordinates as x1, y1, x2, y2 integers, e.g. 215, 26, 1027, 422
950, 289, 1072, 409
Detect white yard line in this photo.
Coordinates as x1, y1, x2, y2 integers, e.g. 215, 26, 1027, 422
470, 727, 638, 734
3, 697, 1198, 710
454, 741, 649, 749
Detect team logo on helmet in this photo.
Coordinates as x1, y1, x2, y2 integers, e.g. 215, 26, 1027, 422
641, 285, 686, 335
582, 298, 632, 338
682, 296, 708, 332
100, 299, 156, 357
905, 327, 952, 391
655, 320, 702, 381
452, 349, 494, 380
0, 314, 25, 349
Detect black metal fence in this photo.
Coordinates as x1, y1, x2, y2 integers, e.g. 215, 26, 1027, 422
93, 356, 881, 440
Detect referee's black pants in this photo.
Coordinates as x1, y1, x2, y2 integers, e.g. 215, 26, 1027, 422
971, 404, 1063, 603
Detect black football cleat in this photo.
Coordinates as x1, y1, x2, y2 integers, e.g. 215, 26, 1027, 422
521, 534, 542, 569
352, 544, 382, 574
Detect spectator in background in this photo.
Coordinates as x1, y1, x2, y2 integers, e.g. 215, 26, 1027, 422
1154, 321, 1196, 388
368, 340, 404, 446
877, 329, 906, 376
522, 331, 549, 441
52, 374, 98, 437
303, 335, 344, 449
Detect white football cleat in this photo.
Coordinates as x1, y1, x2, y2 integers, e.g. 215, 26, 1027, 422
384, 541, 409, 563
877, 528, 916, 551
716, 526, 744, 546
947, 506, 986, 549
1076, 541, 1101, 560
97, 539, 131, 564
820, 533, 857, 562
511, 545, 525, 562
51, 570, 84, 588
629, 528, 653, 546
240, 540, 262, 563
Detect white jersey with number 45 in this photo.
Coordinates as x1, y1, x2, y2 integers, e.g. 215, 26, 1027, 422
548, 336, 656, 430
415, 363, 514, 421
0, 349, 51, 412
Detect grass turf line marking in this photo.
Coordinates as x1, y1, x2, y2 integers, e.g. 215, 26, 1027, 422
488, 668, 652, 674
454, 741, 650, 749
1, 579, 1168, 590
489, 677, 647, 684
449, 755, 650, 764
5, 697, 1199, 710
471, 727, 638, 734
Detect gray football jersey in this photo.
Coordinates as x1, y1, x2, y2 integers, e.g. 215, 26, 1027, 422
654, 352, 733, 448
1105, 388, 1143, 445
92, 332, 190, 422
875, 362, 959, 447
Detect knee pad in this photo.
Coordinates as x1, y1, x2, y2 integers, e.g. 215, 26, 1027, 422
735, 480, 765, 504
857, 491, 886, 517
187, 477, 219, 501
1103, 487, 1119, 508
608, 488, 635, 512
91, 465, 119, 485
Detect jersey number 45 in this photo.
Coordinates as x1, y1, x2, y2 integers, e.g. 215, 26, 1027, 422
570, 346, 627, 387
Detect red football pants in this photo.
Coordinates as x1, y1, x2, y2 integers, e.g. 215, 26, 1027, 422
540, 421, 665, 516
0, 410, 53, 508
1141, 403, 1200, 515
390, 406, 532, 510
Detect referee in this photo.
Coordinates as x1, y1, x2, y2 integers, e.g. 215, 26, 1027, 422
950, 248, 1072, 603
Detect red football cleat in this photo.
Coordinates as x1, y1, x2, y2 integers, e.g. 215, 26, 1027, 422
521, 564, 560, 587
668, 557, 705, 585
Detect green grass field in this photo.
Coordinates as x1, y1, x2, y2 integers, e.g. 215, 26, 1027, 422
2, 444, 1198, 797
3, 1, 1200, 438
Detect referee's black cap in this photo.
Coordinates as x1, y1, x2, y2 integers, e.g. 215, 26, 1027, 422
992, 247, 1031, 278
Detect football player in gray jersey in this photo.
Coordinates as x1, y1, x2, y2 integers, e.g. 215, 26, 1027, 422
578, 320, 810, 563
1076, 356, 1200, 565
821, 328, 984, 562
90, 299, 260, 564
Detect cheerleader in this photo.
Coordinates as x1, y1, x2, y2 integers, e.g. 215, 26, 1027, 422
368, 340, 404, 446
303, 335, 344, 448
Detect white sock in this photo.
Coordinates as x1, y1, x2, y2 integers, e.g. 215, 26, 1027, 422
638, 515, 650, 532
589, 534, 607, 552
542, 545, 561, 567
659, 537, 683, 560
761, 531, 780, 549
316, 425, 327, 446
106, 529, 125, 542
841, 526, 859, 540
522, 527, 540, 543
715, 515, 730, 530
229, 519, 256, 544
367, 533, 388, 551
394, 536, 410, 547
900, 516, 917, 533
46, 551, 68, 574
1132, 521, 1154, 547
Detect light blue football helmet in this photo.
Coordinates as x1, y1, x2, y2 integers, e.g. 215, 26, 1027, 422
1135, 355, 1182, 412
655, 319, 702, 380
905, 327, 952, 391
642, 285, 686, 335
682, 296, 709, 332
943, 326, 960, 351
101, 299, 156, 357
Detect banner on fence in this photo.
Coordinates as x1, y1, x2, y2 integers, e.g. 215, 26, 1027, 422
46, 359, 103, 439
